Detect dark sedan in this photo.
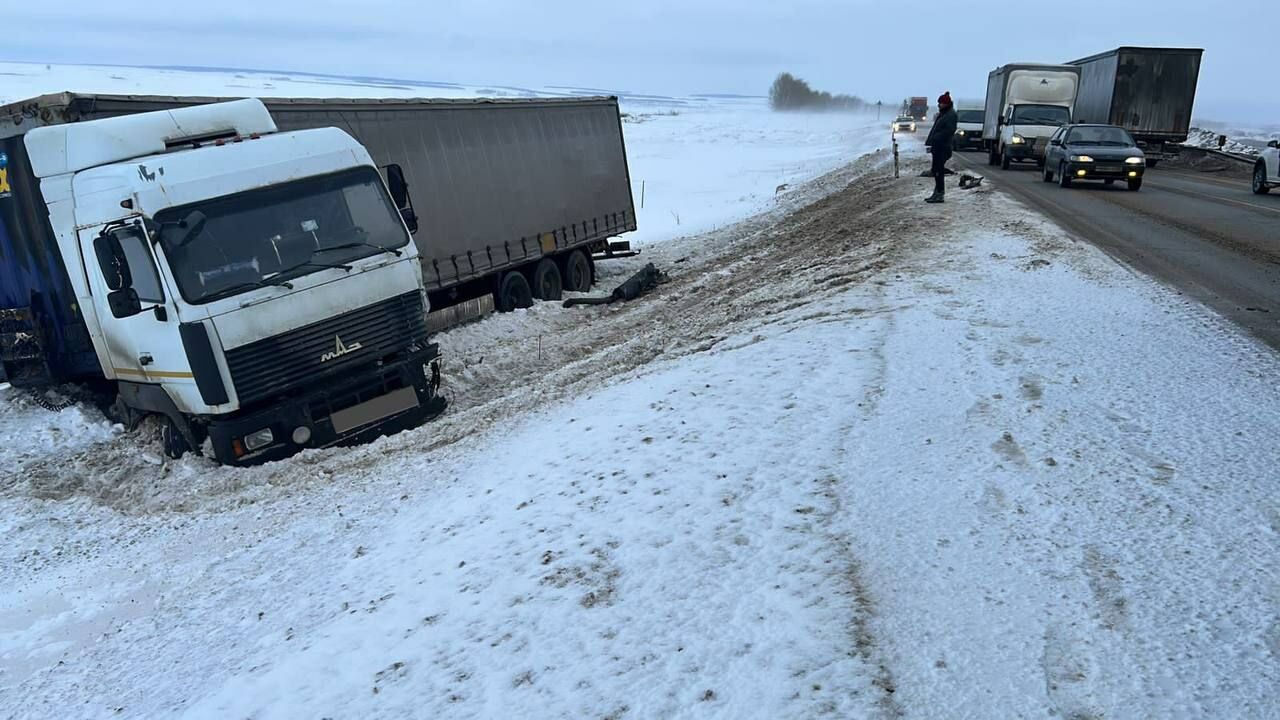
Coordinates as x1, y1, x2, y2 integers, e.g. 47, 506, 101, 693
1042, 124, 1146, 191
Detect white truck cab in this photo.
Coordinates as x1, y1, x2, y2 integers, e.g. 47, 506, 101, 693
15, 100, 444, 464
1254, 140, 1280, 195
983, 65, 1080, 169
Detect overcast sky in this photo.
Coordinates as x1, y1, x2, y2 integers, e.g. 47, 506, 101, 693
2, 0, 1273, 123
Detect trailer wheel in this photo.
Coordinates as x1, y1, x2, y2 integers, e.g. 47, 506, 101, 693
161, 417, 191, 460
530, 258, 563, 301
496, 271, 534, 312
561, 250, 593, 293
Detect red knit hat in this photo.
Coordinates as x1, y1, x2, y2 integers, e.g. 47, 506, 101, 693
938, 91, 953, 107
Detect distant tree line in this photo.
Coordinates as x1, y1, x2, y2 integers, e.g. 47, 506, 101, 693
769, 73, 868, 112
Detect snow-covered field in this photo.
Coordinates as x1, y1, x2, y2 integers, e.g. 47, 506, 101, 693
2, 64, 1279, 718
1183, 124, 1280, 156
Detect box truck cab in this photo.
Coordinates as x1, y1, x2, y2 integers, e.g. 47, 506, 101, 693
983, 64, 1081, 169
0, 99, 444, 464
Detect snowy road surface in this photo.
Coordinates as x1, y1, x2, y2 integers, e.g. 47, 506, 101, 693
2, 79, 1280, 717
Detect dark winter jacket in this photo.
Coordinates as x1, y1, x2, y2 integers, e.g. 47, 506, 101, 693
926, 107, 958, 158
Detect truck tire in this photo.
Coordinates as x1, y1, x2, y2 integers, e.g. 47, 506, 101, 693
1254, 163, 1271, 195
560, 250, 593, 293
988, 145, 999, 166
1000, 149, 1011, 170
530, 258, 563, 301
1057, 162, 1072, 188
496, 271, 534, 312
161, 417, 191, 460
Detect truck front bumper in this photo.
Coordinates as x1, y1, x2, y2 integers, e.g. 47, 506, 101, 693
206, 343, 445, 465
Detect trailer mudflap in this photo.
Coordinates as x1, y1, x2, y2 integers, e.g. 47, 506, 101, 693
0, 306, 51, 385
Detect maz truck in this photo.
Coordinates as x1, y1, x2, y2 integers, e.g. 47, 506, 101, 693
983, 63, 1081, 169
1, 93, 636, 465
1068, 47, 1203, 167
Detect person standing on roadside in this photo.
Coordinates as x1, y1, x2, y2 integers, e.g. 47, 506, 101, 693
924, 91, 957, 203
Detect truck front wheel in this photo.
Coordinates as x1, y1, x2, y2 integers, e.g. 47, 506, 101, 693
161, 417, 191, 459
497, 271, 534, 312
1000, 149, 1011, 170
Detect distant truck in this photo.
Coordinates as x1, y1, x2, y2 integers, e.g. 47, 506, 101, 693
1068, 47, 1204, 167
983, 63, 1081, 169
909, 97, 930, 121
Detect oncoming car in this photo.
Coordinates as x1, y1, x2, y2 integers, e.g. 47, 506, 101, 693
953, 106, 984, 150
892, 116, 917, 133
1042, 124, 1146, 191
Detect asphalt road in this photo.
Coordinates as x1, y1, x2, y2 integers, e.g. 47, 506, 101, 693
952, 150, 1280, 350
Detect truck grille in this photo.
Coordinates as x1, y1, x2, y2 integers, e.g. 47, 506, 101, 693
225, 292, 426, 406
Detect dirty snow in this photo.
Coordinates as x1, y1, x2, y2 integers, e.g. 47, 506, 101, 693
2, 69, 1279, 719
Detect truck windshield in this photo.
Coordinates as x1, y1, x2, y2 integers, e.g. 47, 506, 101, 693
1011, 105, 1070, 126
957, 110, 984, 123
1067, 126, 1136, 146
156, 167, 410, 304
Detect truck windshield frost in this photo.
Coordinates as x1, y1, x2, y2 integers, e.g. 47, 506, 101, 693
157, 166, 410, 304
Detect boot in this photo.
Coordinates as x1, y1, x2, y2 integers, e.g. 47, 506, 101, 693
925, 191, 944, 203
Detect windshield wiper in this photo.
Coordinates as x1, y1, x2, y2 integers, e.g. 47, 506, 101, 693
315, 241, 402, 258
209, 278, 294, 301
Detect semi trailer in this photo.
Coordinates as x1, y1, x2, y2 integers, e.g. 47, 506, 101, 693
1, 92, 636, 466
1068, 47, 1203, 166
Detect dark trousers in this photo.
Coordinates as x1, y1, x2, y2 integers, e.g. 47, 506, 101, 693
931, 150, 951, 194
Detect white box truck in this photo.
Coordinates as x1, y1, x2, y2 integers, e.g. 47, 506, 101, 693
983, 64, 1081, 169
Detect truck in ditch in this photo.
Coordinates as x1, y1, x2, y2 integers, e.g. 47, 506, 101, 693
1, 92, 636, 465
983, 63, 1081, 169
1068, 47, 1204, 167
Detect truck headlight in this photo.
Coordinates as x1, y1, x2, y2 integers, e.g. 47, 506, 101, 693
243, 428, 275, 451
1070, 155, 1094, 162
1010, 134, 1026, 145
1124, 157, 1144, 165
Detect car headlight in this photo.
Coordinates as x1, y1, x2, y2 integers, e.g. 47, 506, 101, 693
1124, 157, 1144, 165
957, 130, 965, 136
1010, 134, 1025, 145
1070, 155, 1094, 162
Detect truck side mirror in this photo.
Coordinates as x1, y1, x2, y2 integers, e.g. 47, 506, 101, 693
93, 231, 132, 291
107, 287, 143, 319
383, 163, 419, 234
385, 164, 410, 209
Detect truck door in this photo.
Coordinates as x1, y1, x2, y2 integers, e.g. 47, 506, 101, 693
81, 221, 191, 388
